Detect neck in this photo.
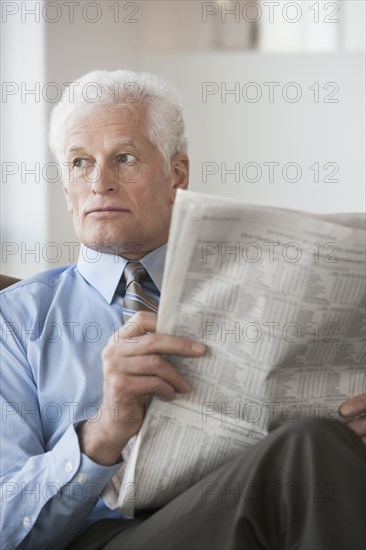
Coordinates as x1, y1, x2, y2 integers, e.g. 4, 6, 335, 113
84, 241, 167, 261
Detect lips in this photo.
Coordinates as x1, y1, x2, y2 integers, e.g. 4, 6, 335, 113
86, 206, 130, 215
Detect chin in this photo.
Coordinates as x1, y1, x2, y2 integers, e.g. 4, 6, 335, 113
81, 229, 137, 254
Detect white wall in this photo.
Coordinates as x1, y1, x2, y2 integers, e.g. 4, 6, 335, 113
1, 12, 48, 278
141, 52, 365, 213
1, 1, 365, 278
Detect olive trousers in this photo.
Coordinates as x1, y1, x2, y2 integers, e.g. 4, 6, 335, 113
69, 419, 366, 550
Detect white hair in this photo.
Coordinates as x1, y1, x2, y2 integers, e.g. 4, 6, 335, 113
49, 69, 188, 172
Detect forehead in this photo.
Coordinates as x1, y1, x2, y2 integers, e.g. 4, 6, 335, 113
64, 105, 149, 151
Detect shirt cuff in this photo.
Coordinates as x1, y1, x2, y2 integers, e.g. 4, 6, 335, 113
74, 450, 123, 498
48, 424, 122, 500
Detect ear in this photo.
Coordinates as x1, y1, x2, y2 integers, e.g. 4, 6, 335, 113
63, 184, 73, 214
169, 154, 189, 202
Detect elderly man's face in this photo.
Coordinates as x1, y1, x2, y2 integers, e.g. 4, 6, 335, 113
62, 105, 188, 258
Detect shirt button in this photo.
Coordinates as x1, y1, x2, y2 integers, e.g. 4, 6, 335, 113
23, 516, 31, 527
77, 473, 87, 484
65, 462, 73, 473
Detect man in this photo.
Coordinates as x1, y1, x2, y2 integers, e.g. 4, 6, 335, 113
1, 69, 365, 550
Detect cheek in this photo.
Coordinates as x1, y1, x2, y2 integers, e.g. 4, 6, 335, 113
63, 188, 74, 213
66, 188, 85, 213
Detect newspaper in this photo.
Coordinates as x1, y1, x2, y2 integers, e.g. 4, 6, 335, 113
102, 190, 366, 517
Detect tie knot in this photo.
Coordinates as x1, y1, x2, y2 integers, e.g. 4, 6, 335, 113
123, 261, 149, 288
121, 261, 159, 320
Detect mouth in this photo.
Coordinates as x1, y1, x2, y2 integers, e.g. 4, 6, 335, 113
86, 207, 131, 216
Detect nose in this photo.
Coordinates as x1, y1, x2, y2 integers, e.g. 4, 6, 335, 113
90, 162, 117, 194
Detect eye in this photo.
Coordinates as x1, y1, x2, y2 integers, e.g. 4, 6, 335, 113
72, 158, 85, 169
117, 153, 135, 164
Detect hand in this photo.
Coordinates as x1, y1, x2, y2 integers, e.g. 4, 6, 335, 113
78, 311, 206, 465
340, 393, 366, 445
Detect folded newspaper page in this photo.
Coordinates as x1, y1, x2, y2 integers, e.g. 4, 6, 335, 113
102, 190, 366, 516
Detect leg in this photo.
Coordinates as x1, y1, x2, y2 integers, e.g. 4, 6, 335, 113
73, 420, 366, 550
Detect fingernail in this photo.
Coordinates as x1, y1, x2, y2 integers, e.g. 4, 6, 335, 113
340, 404, 353, 416
183, 382, 192, 393
191, 342, 206, 353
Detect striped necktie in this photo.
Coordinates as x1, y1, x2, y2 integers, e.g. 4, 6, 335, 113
122, 261, 159, 323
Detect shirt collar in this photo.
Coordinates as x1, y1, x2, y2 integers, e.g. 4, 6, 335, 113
77, 243, 167, 304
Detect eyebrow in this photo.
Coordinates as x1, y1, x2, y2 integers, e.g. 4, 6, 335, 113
67, 139, 142, 157
67, 147, 85, 155
113, 139, 142, 153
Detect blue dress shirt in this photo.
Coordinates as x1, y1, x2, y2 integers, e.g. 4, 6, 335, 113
0, 244, 166, 550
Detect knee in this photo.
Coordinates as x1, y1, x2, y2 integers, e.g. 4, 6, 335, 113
270, 417, 357, 448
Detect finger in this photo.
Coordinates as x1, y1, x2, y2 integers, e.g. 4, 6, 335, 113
345, 416, 366, 438
114, 372, 182, 401
117, 331, 206, 358
117, 311, 158, 339
116, 355, 191, 394
340, 393, 366, 417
